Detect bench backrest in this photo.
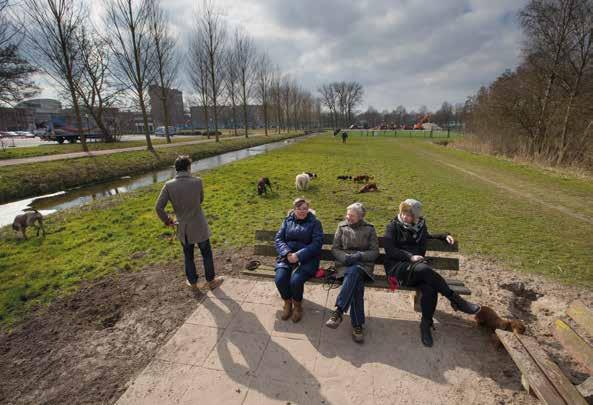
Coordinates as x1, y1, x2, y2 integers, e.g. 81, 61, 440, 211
254, 229, 459, 271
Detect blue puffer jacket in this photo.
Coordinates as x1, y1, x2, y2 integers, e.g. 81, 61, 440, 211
274, 211, 323, 264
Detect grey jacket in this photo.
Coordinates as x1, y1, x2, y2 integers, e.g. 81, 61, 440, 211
331, 219, 380, 281
155, 171, 211, 244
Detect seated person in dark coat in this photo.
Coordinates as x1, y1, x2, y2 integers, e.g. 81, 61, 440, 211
383, 199, 481, 347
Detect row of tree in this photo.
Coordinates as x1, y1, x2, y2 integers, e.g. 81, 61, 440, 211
465, 0, 593, 167
0, 0, 323, 152
348, 102, 466, 129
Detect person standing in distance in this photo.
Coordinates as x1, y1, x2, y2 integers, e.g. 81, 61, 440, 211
156, 155, 224, 291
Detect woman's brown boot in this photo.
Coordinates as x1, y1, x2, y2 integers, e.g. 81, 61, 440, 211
292, 300, 303, 323
281, 299, 292, 320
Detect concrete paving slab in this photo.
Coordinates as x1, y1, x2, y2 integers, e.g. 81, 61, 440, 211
116, 278, 533, 405
206, 277, 255, 302
155, 324, 222, 366
202, 329, 269, 374
115, 360, 194, 405
178, 367, 250, 405
255, 335, 320, 385
185, 296, 241, 329
243, 377, 326, 405
271, 307, 324, 343
243, 279, 282, 305
226, 301, 278, 336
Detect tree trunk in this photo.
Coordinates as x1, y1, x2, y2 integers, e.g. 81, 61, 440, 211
138, 89, 153, 150
263, 102, 268, 136
160, 87, 172, 144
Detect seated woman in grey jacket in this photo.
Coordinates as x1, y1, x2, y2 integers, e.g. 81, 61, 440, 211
383, 199, 480, 347
325, 202, 379, 344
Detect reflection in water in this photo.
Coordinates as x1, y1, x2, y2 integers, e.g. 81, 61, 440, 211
0, 137, 309, 228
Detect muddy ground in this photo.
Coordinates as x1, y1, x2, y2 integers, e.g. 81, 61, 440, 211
0, 249, 592, 405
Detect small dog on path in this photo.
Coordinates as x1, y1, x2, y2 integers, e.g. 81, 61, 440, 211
475, 306, 526, 334
13, 209, 45, 239
257, 177, 272, 195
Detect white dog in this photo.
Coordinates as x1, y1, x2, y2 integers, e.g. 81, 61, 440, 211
295, 173, 310, 191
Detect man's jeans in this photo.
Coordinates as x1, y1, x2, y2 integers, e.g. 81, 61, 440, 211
182, 237, 215, 284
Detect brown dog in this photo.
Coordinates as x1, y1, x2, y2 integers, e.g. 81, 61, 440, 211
12, 209, 45, 239
475, 306, 526, 334
353, 175, 374, 183
257, 177, 272, 195
359, 183, 378, 193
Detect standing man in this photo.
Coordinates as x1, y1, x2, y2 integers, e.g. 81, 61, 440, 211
156, 155, 224, 291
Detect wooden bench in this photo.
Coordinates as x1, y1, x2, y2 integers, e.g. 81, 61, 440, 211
496, 300, 593, 404
242, 230, 471, 310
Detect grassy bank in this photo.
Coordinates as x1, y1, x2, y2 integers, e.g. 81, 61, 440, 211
1, 133, 592, 328
0, 130, 280, 161
0, 132, 304, 204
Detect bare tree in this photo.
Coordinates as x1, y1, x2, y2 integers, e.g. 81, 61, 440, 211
254, 51, 272, 135
318, 83, 338, 128
223, 48, 239, 136
234, 29, 255, 138
270, 66, 283, 133
188, 27, 211, 137
520, 0, 579, 154
74, 27, 121, 142
105, 0, 156, 150
0, 0, 38, 105
196, 0, 226, 142
345, 81, 364, 125
22, 0, 88, 150
148, 0, 178, 144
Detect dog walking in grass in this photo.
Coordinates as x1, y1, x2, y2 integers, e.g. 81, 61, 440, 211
257, 177, 272, 195
12, 209, 45, 240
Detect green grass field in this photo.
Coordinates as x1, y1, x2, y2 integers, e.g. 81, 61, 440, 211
1, 132, 592, 329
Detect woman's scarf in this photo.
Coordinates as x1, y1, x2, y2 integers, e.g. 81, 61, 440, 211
397, 214, 425, 240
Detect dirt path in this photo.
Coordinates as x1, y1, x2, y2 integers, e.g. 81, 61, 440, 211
0, 134, 267, 167
408, 145, 593, 226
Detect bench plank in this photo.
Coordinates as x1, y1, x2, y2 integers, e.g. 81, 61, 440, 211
566, 301, 593, 337
516, 333, 588, 405
253, 244, 459, 271
241, 267, 471, 295
553, 319, 593, 375
255, 229, 458, 252
496, 330, 569, 405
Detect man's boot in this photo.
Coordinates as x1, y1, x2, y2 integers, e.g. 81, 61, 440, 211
281, 299, 292, 321
292, 300, 303, 323
449, 292, 481, 314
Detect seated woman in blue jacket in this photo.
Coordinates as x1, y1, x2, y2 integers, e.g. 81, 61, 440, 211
274, 197, 323, 323
383, 199, 481, 347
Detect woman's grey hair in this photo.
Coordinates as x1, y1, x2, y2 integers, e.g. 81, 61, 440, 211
347, 202, 366, 217
293, 197, 310, 208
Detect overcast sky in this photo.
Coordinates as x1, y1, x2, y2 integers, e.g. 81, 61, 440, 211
37, 0, 529, 112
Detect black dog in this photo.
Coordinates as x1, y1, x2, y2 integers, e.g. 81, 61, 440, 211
337, 175, 352, 180
333, 128, 341, 136
305, 172, 317, 179
257, 177, 272, 195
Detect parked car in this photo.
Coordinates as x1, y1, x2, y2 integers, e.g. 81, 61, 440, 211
154, 126, 176, 137
16, 131, 35, 137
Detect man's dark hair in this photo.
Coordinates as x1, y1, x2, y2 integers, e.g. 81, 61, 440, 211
175, 155, 192, 172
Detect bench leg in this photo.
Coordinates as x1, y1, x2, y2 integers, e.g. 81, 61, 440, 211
410, 290, 422, 313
